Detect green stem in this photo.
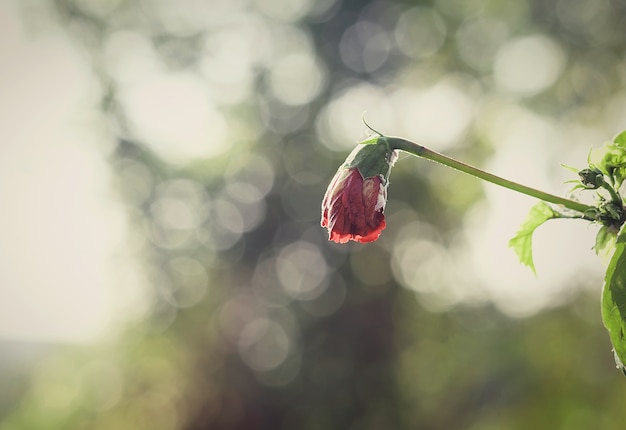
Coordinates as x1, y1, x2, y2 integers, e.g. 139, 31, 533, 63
387, 137, 597, 217
601, 180, 623, 207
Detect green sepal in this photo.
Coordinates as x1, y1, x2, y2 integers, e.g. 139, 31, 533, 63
509, 202, 560, 274
358, 137, 380, 146
561, 163, 580, 174
601, 226, 626, 374
344, 137, 395, 180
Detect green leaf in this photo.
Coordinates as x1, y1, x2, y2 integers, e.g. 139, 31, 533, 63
508, 202, 560, 274
602, 229, 626, 374
588, 137, 626, 189
613, 130, 626, 146
595, 225, 616, 255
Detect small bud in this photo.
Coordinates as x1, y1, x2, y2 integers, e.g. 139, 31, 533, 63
578, 168, 604, 189
321, 138, 397, 243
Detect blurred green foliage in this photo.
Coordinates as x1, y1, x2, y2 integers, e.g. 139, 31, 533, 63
3, 0, 626, 429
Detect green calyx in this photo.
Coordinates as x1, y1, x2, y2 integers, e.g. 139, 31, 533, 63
344, 137, 396, 181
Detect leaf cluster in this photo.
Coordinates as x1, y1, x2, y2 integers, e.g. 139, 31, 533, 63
510, 131, 626, 273
510, 131, 626, 373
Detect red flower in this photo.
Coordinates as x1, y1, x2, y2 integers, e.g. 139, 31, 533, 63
321, 167, 388, 243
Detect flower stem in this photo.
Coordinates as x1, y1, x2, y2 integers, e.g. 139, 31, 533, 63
601, 180, 623, 207
387, 137, 597, 217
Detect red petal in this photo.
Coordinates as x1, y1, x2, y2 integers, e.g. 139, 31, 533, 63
321, 168, 387, 243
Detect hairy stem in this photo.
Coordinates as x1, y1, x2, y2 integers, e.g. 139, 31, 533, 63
388, 137, 597, 218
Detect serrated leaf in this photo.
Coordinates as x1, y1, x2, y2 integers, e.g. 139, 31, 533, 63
508, 202, 559, 274
602, 229, 626, 374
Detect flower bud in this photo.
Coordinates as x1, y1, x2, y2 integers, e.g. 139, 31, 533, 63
321, 138, 397, 243
578, 168, 604, 189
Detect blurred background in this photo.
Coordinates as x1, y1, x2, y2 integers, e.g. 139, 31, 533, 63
1, 0, 626, 428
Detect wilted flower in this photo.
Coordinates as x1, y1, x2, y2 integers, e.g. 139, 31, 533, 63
321, 138, 397, 243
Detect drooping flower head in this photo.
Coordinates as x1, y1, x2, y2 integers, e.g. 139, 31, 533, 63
321, 136, 397, 243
